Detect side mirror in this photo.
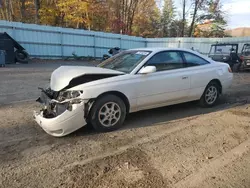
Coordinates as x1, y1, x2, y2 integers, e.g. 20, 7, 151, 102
138, 66, 156, 74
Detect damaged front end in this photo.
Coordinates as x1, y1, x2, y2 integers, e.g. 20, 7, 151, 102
33, 65, 124, 137
33, 88, 88, 137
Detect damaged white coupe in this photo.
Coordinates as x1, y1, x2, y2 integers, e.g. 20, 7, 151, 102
34, 48, 233, 137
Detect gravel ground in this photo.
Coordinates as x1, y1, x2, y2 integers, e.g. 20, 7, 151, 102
0, 60, 99, 105
0, 62, 250, 188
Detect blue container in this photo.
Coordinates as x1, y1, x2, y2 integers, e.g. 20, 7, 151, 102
0, 50, 5, 67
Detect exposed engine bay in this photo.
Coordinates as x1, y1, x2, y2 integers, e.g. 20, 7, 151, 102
36, 87, 88, 119
36, 66, 123, 120
33, 65, 125, 137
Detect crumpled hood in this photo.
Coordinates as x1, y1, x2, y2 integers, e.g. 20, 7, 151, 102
50, 66, 123, 91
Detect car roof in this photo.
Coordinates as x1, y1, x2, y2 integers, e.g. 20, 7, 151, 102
127, 47, 196, 53
211, 43, 238, 46
125, 47, 214, 63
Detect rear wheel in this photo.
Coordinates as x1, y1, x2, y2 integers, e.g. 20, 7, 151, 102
232, 63, 241, 72
200, 82, 220, 107
89, 94, 126, 132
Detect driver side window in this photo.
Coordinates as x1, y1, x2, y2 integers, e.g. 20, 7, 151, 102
146, 51, 184, 72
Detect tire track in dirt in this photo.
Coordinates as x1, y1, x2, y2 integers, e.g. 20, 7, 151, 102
173, 138, 250, 188
228, 110, 250, 117
59, 148, 169, 188
51, 102, 248, 171
60, 103, 250, 188
62, 117, 197, 171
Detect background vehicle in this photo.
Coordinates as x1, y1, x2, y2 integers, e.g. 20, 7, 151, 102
240, 43, 250, 70
0, 32, 29, 64
102, 47, 121, 60
208, 43, 242, 72
34, 48, 233, 137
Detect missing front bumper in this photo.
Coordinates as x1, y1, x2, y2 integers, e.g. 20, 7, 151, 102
34, 103, 87, 137
34, 90, 87, 137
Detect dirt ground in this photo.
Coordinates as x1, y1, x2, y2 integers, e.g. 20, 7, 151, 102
1, 62, 250, 188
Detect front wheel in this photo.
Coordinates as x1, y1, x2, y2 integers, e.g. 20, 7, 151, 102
200, 82, 220, 107
89, 94, 126, 132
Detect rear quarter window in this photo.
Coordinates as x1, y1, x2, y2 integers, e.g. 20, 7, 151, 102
183, 52, 210, 67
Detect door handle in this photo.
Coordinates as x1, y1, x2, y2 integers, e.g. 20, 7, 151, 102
182, 76, 188, 80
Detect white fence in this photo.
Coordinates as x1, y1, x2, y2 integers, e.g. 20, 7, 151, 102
146, 37, 250, 55
0, 20, 250, 58
0, 21, 146, 58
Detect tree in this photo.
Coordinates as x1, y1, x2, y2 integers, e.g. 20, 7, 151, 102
194, 0, 227, 37
39, 0, 61, 26
188, 0, 206, 37
34, 0, 40, 24
57, 0, 90, 29
169, 19, 184, 37
161, 0, 175, 37
132, 0, 161, 37
181, 0, 186, 37
109, 0, 140, 34
20, 0, 26, 21
0, 0, 228, 38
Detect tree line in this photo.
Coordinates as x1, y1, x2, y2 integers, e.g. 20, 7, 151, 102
0, 0, 228, 37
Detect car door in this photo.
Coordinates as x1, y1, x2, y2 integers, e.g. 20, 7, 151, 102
135, 51, 191, 110
181, 51, 215, 100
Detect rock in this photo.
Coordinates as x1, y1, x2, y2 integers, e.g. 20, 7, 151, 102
103, 166, 110, 173
206, 156, 213, 160
124, 162, 129, 169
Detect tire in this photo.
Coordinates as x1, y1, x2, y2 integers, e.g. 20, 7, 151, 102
89, 94, 126, 132
15, 50, 29, 64
232, 63, 241, 72
102, 54, 110, 60
199, 82, 220, 107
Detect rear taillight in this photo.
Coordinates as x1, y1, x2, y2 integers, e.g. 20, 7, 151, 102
228, 67, 232, 73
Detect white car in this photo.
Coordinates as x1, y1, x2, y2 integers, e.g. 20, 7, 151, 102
34, 48, 233, 137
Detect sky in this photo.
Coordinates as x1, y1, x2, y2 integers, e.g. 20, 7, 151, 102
157, 0, 250, 29
221, 0, 250, 29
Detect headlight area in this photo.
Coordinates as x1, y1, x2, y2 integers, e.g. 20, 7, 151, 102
57, 90, 83, 102
34, 89, 90, 137
43, 90, 84, 119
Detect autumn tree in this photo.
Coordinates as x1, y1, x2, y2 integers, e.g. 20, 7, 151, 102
56, 0, 91, 29
194, 0, 227, 37
39, 0, 61, 26
109, 0, 140, 34
34, 0, 40, 23
0, 0, 227, 38
188, 0, 206, 37
0, 0, 14, 21
132, 0, 161, 37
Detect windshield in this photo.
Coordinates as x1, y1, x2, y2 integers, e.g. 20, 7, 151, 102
242, 45, 250, 56
209, 45, 238, 55
98, 50, 151, 73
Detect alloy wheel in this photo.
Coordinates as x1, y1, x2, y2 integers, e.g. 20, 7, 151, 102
98, 102, 121, 127
205, 86, 218, 105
